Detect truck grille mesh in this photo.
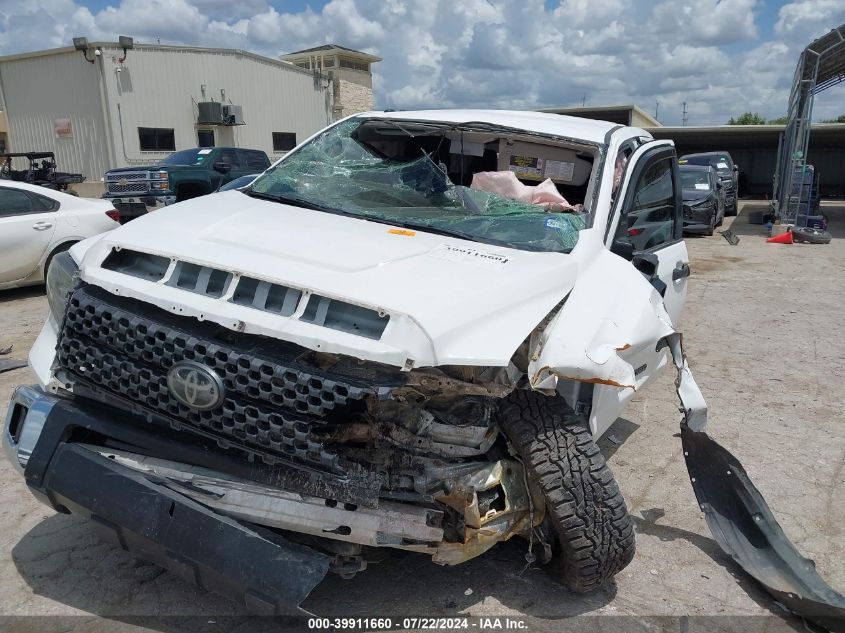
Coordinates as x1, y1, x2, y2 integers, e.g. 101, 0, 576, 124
56, 286, 389, 471
107, 182, 149, 194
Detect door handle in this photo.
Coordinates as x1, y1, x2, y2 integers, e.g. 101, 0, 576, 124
673, 263, 691, 281
32, 221, 53, 231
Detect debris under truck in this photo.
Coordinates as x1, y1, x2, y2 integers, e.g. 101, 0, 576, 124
4, 111, 843, 629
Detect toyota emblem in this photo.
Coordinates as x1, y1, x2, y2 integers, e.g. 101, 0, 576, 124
166, 361, 225, 410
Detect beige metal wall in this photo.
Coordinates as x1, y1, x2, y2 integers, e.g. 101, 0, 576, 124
98, 45, 333, 168
0, 44, 333, 181
0, 50, 111, 181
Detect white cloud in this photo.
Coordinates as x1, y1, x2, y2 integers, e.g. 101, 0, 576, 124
650, 0, 759, 46
1, 0, 844, 124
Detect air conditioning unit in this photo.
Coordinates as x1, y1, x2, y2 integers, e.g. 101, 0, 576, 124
197, 101, 223, 125
222, 104, 245, 126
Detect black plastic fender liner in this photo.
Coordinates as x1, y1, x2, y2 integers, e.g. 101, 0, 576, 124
681, 426, 845, 632
41, 443, 331, 615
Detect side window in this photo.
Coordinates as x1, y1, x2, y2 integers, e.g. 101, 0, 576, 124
30, 191, 59, 212
0, 188, 35, 217
240, 150, 270, 170
614, 156, 677, 251
217, 149, 239, 167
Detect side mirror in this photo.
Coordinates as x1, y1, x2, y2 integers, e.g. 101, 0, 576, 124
213, 161, 231, 173
611, 239, 635, 261
632, 252, 667, 296
632, 252, 659, 277
733, 165, 739, 172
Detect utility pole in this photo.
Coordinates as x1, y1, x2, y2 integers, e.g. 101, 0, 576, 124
655, 100, 660, 121
581, 94, 586, 107
682, 101, 689, 126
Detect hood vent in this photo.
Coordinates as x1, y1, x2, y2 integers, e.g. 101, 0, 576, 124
232, 276, 301, 317
102, 249, 170, 282
167, 261, 232, 298
301, 294, 389, 340
99, 248, 390, 340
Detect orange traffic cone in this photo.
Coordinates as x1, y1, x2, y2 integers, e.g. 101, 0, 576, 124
767, 230, 793, 244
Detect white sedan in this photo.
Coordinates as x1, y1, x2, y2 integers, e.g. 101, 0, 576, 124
0, 180, 120, 290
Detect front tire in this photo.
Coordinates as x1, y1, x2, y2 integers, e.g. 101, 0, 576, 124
706, 213, 715, 236
498, 390, 635, 593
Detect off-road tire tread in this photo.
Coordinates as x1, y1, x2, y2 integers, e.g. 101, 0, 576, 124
499, 390, 634, 592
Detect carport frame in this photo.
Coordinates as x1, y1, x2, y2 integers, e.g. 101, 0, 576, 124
773, 23, 845, 224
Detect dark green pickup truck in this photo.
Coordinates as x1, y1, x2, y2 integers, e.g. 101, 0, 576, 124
103, 147, 271, 222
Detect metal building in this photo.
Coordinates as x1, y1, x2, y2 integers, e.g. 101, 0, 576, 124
0, 42, 336, 187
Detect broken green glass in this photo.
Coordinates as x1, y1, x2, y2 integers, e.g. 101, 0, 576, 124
251, 118, 585, 253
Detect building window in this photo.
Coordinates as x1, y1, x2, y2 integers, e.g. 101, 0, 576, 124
197, 129, 215, 148
272, 132, 297, 152
138, 127, 176, 151
339, 59, 369, 72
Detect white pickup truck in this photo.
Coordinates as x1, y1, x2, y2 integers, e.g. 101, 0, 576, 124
5, 110, 840, 624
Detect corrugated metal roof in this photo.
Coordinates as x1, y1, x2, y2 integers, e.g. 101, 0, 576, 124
282, 44, 382, 62
805, 23, 845, 90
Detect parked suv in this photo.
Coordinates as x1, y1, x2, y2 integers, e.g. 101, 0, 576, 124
103, 147, 270, 222
679, 152, 738, 215
679, 164, 725, 235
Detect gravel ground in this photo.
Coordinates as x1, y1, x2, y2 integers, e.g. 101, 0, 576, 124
0, 202, 842, 632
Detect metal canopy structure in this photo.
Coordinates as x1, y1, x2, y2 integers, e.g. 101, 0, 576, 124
773, 23, 845, 223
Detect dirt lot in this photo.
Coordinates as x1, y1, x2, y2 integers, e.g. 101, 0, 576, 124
0, 203, 842, 632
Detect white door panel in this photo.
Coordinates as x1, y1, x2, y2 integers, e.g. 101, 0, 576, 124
654, 239, 689, 325
592, 140, 688, 438
0, 184, 58, 284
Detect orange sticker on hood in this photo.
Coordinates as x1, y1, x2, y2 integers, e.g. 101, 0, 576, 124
388, 228, 416, 236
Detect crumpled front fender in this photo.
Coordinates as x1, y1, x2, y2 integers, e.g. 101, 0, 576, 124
527, 248, 707, 432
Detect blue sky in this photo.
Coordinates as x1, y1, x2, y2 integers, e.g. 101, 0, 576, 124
1, 0, 844, 124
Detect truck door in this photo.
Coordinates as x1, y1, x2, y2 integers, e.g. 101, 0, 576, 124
607, 141, 688, 323
590, 141, 689, 437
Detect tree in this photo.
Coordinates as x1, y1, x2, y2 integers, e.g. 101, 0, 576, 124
768, 115, 789, 124
727, 112, 767, 125
821, 114, 845, 123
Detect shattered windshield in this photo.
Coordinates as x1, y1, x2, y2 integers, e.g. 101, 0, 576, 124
249, 118, 587, 253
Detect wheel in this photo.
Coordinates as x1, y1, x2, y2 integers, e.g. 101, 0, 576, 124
706, 213, 715, 236
725, 202, 737, 217
498, 390, 635, 593
792, 226, 831, 244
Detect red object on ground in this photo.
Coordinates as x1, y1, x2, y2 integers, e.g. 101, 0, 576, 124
767, 231, 793, 244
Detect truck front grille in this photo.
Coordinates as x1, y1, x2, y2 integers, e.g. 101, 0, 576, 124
56, 285, 400, 472
107, 182, 149, 194
106, 171, 150, 194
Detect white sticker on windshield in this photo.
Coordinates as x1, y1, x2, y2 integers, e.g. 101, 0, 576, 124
431, 244, 510, 268
716, 162, 728, 169
198, 149, 213, 155
694, 183, 709, 190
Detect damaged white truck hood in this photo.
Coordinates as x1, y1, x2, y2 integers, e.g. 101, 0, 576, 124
76, 191, 579, 369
